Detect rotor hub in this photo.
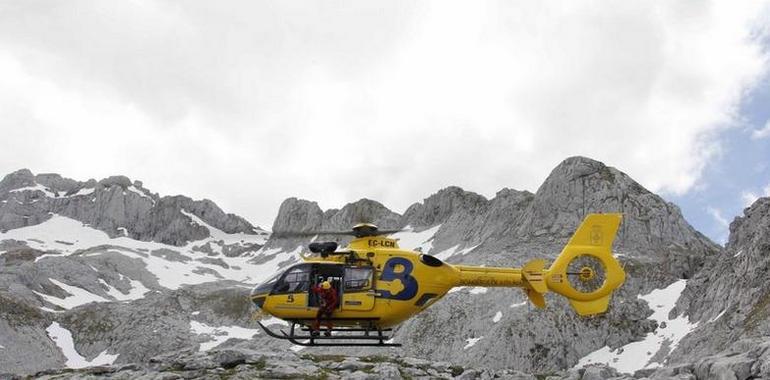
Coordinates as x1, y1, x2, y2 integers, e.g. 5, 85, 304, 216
578, 266, 595, 281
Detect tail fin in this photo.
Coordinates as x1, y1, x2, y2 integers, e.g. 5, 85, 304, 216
544, 213, 625, 316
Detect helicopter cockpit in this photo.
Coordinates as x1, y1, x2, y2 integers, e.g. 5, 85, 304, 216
251, 261, 375, 311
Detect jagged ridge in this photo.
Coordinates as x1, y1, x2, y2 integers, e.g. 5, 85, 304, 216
0, 169, 264, 246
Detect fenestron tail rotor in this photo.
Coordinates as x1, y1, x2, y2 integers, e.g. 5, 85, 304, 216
545, 213, 626, 316
565, 254, 607, 294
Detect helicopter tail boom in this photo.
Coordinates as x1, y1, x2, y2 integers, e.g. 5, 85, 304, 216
450, 213, 625, 316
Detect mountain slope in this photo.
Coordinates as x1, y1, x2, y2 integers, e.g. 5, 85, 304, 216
668, 196, 770, 366
0, 169, 264, 245
1, 157, 759, 378
0, 170, 285, 374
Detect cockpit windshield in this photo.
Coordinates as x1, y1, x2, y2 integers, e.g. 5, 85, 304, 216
252, 270, 283, 296
272, 264, 311, 294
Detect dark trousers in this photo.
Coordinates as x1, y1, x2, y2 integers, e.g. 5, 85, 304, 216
312, 306, 334, 331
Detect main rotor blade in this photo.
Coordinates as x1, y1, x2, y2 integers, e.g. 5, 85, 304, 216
270, 229, 405, 238
270, 231, 354, 238
369, 229, 403, 235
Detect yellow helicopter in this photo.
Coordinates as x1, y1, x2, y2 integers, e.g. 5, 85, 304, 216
251, 213, 625, 347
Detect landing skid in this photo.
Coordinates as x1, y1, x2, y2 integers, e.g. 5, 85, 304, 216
257, 320, 402, 347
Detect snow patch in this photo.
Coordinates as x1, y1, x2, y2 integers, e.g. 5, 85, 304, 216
189, 320, 261, 351
34, 279, 110, 309
510, 301, 527, 308
433, 244, 460, 261
493, 311, 502, 323
734, 250, 743, 258
181, 209, 268, 246
46, 322, 118, 368
433, 243, 480, 261
4, 214, 290, 290
449, 286, 488, 295
463, 337, 483, 349
709, 309, 728, 323
262, 317, 288, 326
290, 343, 307, 352
99, 275, 151, 301
69, 187, 95, 197
576, 280, 697, 373
10, 184, 57, 198
392, 225, 441, 253
469, 287, 487, 295
2, 214, 299, 302
0, 215, 113, 257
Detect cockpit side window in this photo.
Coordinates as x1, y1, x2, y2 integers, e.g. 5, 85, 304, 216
344, 267, 373, 292
272, 264, 311, 294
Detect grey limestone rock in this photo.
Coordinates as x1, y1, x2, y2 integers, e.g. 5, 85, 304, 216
670, 197, 770, 365
268, 197, 401, 251
0, 169, 263, 247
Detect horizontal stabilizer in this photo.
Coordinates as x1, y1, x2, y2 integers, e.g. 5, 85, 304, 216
522, 259, 548, 294
525, 289, 546, 309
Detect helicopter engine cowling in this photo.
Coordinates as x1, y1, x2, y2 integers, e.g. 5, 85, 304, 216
308, 241, 338, 256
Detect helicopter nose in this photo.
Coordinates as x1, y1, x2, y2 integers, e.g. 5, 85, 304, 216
251, 293, 266, 309
250, 287, 267, 309
252, 296, 266, 309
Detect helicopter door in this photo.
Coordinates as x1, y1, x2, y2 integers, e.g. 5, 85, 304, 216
309, 264, 344, 308
342, 266, 375, 311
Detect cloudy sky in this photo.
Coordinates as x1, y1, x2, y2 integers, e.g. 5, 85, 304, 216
1, 1, 769, 243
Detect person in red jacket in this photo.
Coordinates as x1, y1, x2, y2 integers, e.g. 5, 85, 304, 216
311, 280, 339, 336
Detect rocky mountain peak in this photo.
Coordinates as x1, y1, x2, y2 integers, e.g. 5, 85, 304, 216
322, 198, 400, 231
270, 197, 324, 233
401, 186, 488, 229
98, 175, 134, 189
727, 196, 770, 250
517, 157, 716, 260
0, 168, 36, 192
0, 170, 261, 246
268, 197, 401, 250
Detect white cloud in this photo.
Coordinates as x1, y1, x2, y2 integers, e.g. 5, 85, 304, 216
742, 191, 760, 207
706, 206, 730, 244
741, 183, 770, 207
706, 206, 730, 228
0, 1, 769, 226
751, 120, 770, 139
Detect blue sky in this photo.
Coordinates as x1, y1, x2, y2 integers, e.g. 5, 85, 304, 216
669, 62, 770, 245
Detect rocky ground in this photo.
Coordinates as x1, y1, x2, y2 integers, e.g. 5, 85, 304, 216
8, 339, 770, 380
0, 343, 636, 380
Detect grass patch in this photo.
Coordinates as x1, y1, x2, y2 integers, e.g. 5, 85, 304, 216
398, 368, 414, 380
450, 366, 465, 377
745, 289, 770, 332
300, 354, 347, 363
251, 357, 267, 370
360, 355, 392, 364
